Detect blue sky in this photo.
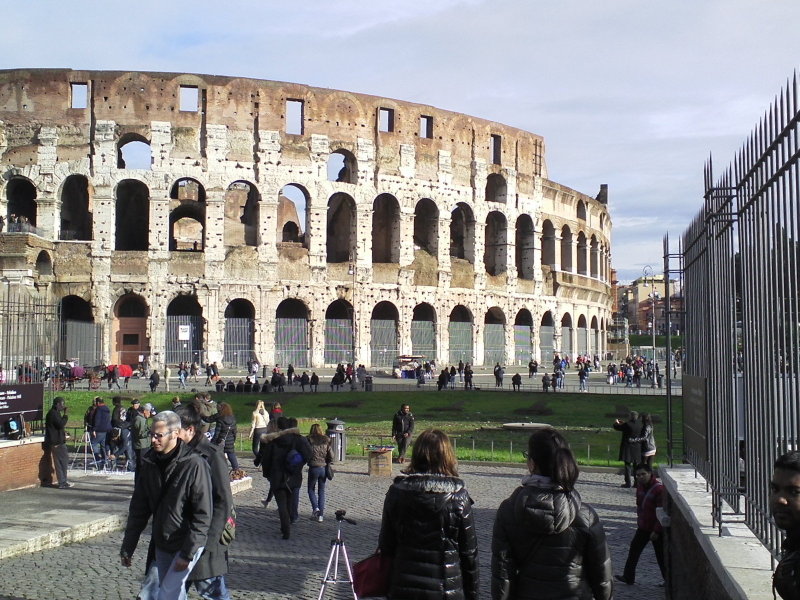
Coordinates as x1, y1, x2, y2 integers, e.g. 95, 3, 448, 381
5, 0, 800, 282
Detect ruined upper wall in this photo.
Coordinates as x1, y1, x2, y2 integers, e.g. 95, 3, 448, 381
0, 68, 553, 192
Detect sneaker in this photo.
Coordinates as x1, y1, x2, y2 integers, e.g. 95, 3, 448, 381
317, 515, 324, 522
309, 510, 319, 521
58, 482, 74, 489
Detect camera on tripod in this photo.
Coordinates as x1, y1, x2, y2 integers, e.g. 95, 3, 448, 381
319, 509, 357, 599
335, 509, 356, 525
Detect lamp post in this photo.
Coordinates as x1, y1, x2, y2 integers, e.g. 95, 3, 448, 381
642, 265, 660, 388
348, 253, 357, 368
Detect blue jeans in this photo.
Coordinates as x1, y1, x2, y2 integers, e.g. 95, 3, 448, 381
290, 485, 301, 521
152, 546, 204, 600
190, 575, 232, 600
307, 466, 327, 516
91, 431, 108, 467
224, 450, 239, 471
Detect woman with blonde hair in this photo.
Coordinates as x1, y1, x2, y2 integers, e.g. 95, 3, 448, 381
307, 423, 333, 522
249, 399, 270, 458
378, 428, 479, 600
491, 428, 612, 600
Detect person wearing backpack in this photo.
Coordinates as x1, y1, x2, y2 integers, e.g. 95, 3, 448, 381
258, 416, 311, 539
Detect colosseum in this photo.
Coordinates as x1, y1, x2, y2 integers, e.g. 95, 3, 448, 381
0, 68, 612, 371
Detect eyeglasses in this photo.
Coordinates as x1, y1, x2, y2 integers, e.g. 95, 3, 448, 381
151, 430, 174, 440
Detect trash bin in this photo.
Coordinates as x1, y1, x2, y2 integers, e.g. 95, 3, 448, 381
657, 374, 664, 388
364, 375, 374, 392
326, 418, 346, 462
366, 445, 394, 476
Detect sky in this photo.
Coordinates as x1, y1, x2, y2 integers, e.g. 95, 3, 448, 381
5, 0, 800, 282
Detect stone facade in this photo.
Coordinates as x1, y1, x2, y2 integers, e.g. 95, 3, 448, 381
0, 69, 612, 369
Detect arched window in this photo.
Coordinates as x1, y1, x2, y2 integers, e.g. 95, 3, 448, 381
166, 295, 204, 364
113, 293, 149, 366
541, 220, 556, 268
276, 299, 310, 367
450, 203, 475, 264
324, 299, 354, 364
115, 179, 149, 251
35, 251, 52, 276
412, 303, 437, 358
371, 301, 399, 367
413, 198, 439, 256
224, 299, 255, 368
117, 134, 152, 170
327, 149, 358, 184
279, 184, 309, 247
448, 305, 473, 364
484, 307, 506, 365
327, 193, 356, 263
6, 177, 38, 229
560, 225, 573, 272
515, 214, 536, 280
372, 194, 400, 263
577, 231, 588, 275
60, 174, 92, 241
485, 173, 507, 203
514, 309, 534, 365
577, 200, 587, 221
484, 211, 507, 276
225, 181, 259, 247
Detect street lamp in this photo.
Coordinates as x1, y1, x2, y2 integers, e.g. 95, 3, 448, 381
642, 265, 660, 388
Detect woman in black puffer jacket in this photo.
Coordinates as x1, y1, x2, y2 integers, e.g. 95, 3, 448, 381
207, 402, 238, 471
492, 428, 613, 600
378, 428, 479, 600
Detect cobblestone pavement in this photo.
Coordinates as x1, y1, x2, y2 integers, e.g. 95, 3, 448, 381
0, 461, 665, 599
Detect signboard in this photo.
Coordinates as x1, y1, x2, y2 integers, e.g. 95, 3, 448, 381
683, 374, 708, 464
0, 383, 44, 421
178, 325, 191, 341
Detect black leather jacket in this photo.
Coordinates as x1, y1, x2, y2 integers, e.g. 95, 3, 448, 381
491, 476, 613, 600
120, 440, 212, 561
379, 474, 479, 600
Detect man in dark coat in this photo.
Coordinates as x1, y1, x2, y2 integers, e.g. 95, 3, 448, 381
180, 402, 234, 600
120, 410, 212, 598
44, 396, 72, 488
111, 396, 135, 471
90, 397, 112, 469
392, 404, 415, 463
258, 416, 311, 539
771, 451, 800, 600
613, 411, 642, 488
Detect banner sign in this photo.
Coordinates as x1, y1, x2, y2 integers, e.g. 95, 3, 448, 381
0, 383, 44, 421
178, 325, 191, 341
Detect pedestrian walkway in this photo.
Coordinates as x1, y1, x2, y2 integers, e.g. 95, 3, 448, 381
0, 459, 664, 600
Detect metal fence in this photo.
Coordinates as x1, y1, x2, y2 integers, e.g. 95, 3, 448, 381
223, 317, 255, 368
680, 73, 800, 559
370, 319, 398, 367
165, 315, 204, 365
0, 286, 59, 383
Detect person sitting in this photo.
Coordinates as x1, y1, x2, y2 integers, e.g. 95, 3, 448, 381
511, 373, 522, 391
309, 372, 319, 392
235, 379, 245, 393
225, 380, 236, 393
215, 378, 225, 393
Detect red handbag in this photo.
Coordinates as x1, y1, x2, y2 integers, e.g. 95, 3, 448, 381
352, 552, 392, 598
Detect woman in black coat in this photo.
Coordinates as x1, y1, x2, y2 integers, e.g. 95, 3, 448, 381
491, 428, 613, 600
206, 402, 239, 471
378, 429, 479, 600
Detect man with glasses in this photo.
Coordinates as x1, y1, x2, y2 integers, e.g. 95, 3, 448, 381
120, 410, 212, 600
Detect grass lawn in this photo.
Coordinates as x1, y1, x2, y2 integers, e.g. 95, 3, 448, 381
57, 389, 682, 468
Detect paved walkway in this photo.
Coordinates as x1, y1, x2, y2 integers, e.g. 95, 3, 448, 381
0, 459, 664, 600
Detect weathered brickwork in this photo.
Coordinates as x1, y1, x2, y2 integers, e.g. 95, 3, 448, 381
0, 69, 613, 369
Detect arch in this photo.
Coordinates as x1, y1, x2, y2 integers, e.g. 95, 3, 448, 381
60, 295, 102, 365
59, 174, 92, 240
279, 184, 309, 248
514, 308, 534, 365
327, 192, 356, 263
591, 315, 600, 359
450, 202, 475, 264
324, 299, 354, 364
540, 311, 555, 365
166, 294, 204, 365
484, 307, 506, 365
113, 293, 149, 367
6, 176, 37, 229
372, 194, 400, 263
169, 204, 205, 251
541, 220, 556, 268
371, 301, 399, 367
560, 225, 573, 272
484, 211, 508, 276
560, 312, 573, 358
35, 250, 52, 276
115, 179, 149, 250
577, 314, 588, 328
590, 235, 599, 278
276, 298, 310, 367
576, 314, 589, 356
327, 149, 358, 184
117, 133, 151, 170
577, 200, 587, 221
223, 299, 255, 368
413, 198, 439, 257
485, 173, 507, 203
224, 180, 260, 247
515, 214, 536, 280
411, 302, 437, 358
576, 231, 588, 275
448, 305, 473, 364
169, 178, 206, 203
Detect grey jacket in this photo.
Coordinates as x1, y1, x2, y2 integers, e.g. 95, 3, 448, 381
120, 440, 213, 561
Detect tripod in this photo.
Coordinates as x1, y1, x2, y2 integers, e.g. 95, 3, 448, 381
70, 427, 96, 471
318, 510, 358, 600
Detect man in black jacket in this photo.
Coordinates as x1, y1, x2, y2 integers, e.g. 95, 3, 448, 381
120, 410, 212, 598
392, 404, 415, 463
771, 451, 800, 599
179, 402, 234, 600
111, 396, 135, 471
613, 411, 642, 488
259, 416, 311, 539
44, 396, 72, 489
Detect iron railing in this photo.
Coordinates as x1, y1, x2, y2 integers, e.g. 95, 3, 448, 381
680, 72, 800, 558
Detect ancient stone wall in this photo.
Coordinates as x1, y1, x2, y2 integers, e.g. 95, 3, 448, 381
0, 69, 613, 369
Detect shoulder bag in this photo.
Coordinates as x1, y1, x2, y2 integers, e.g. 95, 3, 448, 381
352, 552, 392, 598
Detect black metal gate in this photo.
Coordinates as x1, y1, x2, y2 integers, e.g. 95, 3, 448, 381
165, 315, 204, 365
